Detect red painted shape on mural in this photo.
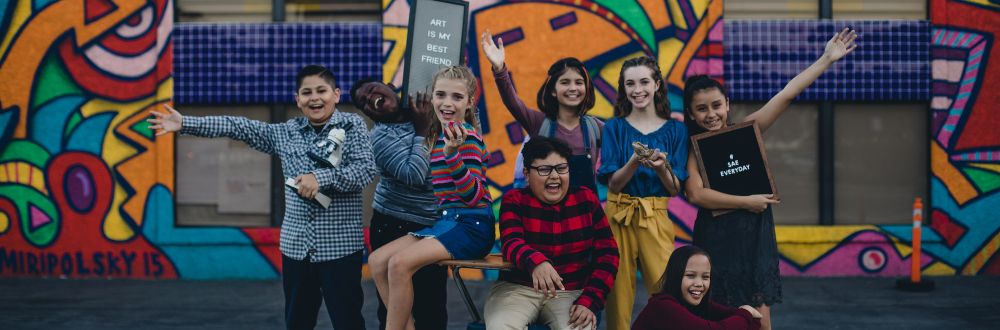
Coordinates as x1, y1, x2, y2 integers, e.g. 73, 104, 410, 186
0, 152, 178, 279
930, 209, 967, 248
84, 0, 118, 24
932, 0, 1000, 151
982, 248, 1000, 275
241, 228, 281, 272
57, 40, 173, 102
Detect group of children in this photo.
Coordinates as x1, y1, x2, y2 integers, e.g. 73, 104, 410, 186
149, 27, 858, 330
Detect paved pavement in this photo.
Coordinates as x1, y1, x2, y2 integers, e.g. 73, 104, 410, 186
1, 276, 997, 329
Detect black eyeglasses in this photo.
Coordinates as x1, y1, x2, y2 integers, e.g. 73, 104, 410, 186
528, 163, 570, 176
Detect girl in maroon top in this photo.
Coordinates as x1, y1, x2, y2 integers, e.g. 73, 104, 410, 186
632, 245, 762, 330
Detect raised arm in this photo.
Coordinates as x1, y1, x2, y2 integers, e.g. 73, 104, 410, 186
745, 27, 858, 132
150, 104, 279, 155
481, 31, 546, 132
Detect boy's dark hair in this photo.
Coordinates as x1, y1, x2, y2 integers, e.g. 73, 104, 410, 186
536, 57, 596, 118
296, 65, 338, 91
521, 136, 572, 167
349, 76, 381, 108
682, 75, 730, 136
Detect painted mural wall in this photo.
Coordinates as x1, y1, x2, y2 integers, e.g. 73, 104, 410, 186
0, 0, 281, 279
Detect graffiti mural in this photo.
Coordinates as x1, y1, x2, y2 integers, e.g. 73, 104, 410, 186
0, 0, 279, 279
915, 0, 1000, 275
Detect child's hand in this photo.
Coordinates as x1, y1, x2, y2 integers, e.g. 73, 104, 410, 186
480, 31, 505, 72
442, 121, 468, 155
739, 305, 763, 319
531, 261, 564, 298
295, 174, 319, 199
148, 104, 183, 136
823, 27, 858, 62
742, 194, 780, 213
568, 305, 596, 330
408, 91, 433, 137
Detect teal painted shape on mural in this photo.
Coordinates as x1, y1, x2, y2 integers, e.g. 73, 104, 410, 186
0, 1, 12, 41
142, 185, 277, 279
881, 178, 1000, 269
0, 110, 15, 148
65, 112, 116, 155
31, 96, 86, 154
593, 0, 656, 52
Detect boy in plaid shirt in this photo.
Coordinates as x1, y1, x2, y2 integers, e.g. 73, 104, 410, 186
149, 65, 375, 330
485, 136, 620, 330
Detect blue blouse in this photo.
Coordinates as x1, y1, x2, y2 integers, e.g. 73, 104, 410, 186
597, 117, 689, 198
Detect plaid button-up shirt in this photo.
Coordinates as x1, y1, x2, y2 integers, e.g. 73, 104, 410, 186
180, 110, 376, 262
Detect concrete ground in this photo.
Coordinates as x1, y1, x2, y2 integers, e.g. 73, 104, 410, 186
1, 276, 997, 329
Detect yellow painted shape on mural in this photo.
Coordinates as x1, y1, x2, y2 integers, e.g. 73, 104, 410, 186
665, 0, 688, 30
962, 230, 1000, 275
775, 225, 877, 266
931, 142, 978, 205
83, 80, 174, 239
690, 0, 710, 20
382, 26, 408, 86
0, 161, 49, 195
657, 37, 685, 80
590, 90, 614, 119
0, 0, 146, 138
923, 261, 957, 276
598, 50, 644, 96
958, 0, 1000, 9
637, 0, 672, 30
473, 3, 634, 188
0, 210, 8, 234
0, 0, 31, 57
968, 163, 1000, 173
666, 0, 721, 87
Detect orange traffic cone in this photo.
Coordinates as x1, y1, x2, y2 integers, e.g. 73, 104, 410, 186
896, 197, 935, 291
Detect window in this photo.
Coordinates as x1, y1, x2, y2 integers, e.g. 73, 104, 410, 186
834, 103, 927, 224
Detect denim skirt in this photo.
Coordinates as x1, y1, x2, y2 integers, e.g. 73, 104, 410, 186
411, 207, 495, 260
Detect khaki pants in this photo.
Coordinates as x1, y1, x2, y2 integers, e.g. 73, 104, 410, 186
484, 281, 583, 330
604, 192, 675, 330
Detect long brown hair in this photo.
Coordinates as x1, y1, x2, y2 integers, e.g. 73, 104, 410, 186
613, 56, 671, 119
536, 57, 595, 118
425, 65, 482, 148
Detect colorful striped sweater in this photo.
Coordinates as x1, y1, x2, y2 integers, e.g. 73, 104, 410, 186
430, 122, 492, 209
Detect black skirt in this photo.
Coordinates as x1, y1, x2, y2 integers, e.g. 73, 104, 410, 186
693, 207, 783, 307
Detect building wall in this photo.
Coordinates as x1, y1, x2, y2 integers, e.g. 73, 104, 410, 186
1, 0, 997, 279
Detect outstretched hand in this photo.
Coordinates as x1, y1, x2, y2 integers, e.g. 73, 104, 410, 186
823, 27, 858, 62
148, 104, 183, 136
480, 31, 505, 72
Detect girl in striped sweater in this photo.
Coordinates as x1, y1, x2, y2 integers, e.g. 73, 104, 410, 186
368, 66, 494, 330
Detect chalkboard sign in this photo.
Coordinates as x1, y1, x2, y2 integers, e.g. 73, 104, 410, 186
690, 121, 778, 215
400, 0, 470, 106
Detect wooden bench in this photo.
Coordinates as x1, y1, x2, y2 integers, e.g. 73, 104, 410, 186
438, 254, 513, 323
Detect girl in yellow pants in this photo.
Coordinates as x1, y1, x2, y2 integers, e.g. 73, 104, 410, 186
597, 56, 687, 330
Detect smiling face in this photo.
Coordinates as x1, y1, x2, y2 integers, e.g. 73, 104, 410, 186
622, 65, 660, 112
552, 69, 586, 110
525, 152, 570, 205
687, 88, 729, 131
353, 81, 400, 122
431, 78, 473, 124
295, 75, 341, 124
680, 254, 711, 306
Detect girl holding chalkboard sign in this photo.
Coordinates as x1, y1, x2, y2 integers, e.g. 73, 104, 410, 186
367, 66, 494, 330
481, 31, 603, 192
597, 56, 689, 330
683, 27, 858, 330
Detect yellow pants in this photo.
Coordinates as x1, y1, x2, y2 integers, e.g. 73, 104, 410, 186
604, 192, 675, 330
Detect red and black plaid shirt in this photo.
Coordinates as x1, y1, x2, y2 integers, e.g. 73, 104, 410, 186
499, 187, 620, 312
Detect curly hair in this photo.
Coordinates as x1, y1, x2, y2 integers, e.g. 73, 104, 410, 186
613, 56, 670, 119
